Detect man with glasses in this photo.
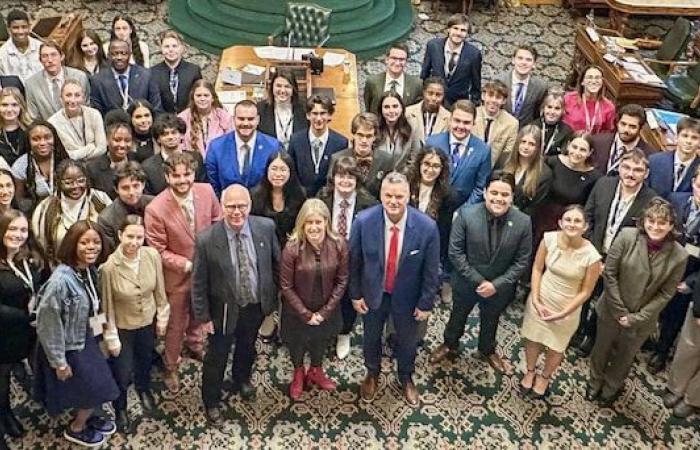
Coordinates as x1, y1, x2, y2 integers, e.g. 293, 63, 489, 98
364, 43, 422, 115
192, 184, 280, 424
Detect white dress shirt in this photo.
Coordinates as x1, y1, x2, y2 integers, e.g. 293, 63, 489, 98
384, 209, 407, 267
443, 42, 464, 76
383, 73, 405, 98
309, 128, 329, 174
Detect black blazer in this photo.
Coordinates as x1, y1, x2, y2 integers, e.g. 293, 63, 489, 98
584, 176, 658, 254
318, 187, 379, 222
513, 164, 553, 216
141, 151, 207, 195
90, 64, 163, 116
0, 75, 24, 97
86, 153, 137, 199
420, 37, 482, 106
329, 148, 394, 199
150, 60, 202, 113
256, 99, 308, 138
288, 128, 348, 196
528, 117, 574, 157
97, 195, 154, 252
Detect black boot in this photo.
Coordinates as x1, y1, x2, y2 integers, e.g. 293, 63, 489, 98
115, 409, 130, 434
647, 352, 667, 375
0, 410, 22, 438
138, 390, 157, 414
575, 336, 594, 357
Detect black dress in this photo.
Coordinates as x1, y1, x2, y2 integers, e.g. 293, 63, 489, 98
0, 262, 44, 364
133, 130, 156, 163
0, 128, 27, 167
250, 187, 304, 248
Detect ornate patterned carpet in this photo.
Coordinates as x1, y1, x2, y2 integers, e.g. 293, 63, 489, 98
3, 1, 697, 448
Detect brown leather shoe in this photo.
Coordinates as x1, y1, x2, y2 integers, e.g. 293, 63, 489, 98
429, 344, 454, 364
360, 374, 378, 402
163, 369, 180, 393
403, 381, 419, 407
482, 353, 513, 375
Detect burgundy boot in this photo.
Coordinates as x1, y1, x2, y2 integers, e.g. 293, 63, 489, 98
306, 366, 336, 391
289, 367, 306, 400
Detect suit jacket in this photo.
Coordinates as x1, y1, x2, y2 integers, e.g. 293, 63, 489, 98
47, 106, 107, 161
405, 101, 450, 144
25, 67, 90, 120
329, 148, 394, 199
497, 70, 548, 126
349, 205, 440, 312
591, 132, 658, 175
257, 99, 308, 140
318, 187, 379, 226
191, 217, 280, 334
363, 72, 423, 114
205, 131, 281, 196
472, 106, 518, 167
0, 75, 24, 97
144, 183, 222, 294
86, 153, 137, 199
97, 195, 154, 252
288, 128, 348, 196
647, 151, 698, 200
597, 227, 687, 334
150, 60, 202, 113
449, 202, 532, 293
425, 132, 491, 207
584, 176, 658, 254
141, 150, 207, 195
90, 64, 163, 116
420, 37, 482, 106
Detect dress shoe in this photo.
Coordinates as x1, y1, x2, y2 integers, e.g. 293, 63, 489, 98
289, 367, 306, 400
663, 391, 684, 408
205, 407, 223, 426
569, 331, 585, 349
163, 369, 180, 393
336, 334, 351, 359
138, 390, 157, 413
673, 399, 698, 418
306, 366, 336, 391
575, 336, 594, 358
237, 382, 256, 402
481, 352, 512, 375
598, 389, 619, 406
403, 381, 419, 407
429, 344, 454, 364
360, 374, 378, 402
115, 410, 130, 434
647, 353, 667, 375
585, 384, 602, 401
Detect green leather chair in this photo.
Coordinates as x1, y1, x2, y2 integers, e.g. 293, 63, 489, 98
645, 17, 692, 79
268, 3, 332, 48
665, 62, 700, 115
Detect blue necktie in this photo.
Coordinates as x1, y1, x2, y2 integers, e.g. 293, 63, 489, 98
451, 143, 462, 169
118, 74, 127, 95
513, 82, 525, 115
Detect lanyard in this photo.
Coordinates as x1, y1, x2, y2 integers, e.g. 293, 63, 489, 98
276, 112, 293, 146
2, 128, 20, 155
7, 258, 34, 297
541, 124, 558, 155
583, 99, 601, 133
310, 138, 324, 174
32, 155, 54, 193
607, 185, 630, 238
64, 111, 86, 146
82, 268, 100, 316
424, 112, 437, 137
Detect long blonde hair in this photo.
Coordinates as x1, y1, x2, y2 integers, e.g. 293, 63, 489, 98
503, 124, 544, 199
288, 198, 338, 245
0, 88, 32, 129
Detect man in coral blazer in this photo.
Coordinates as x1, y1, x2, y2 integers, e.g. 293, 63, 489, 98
145, 152, 222, 393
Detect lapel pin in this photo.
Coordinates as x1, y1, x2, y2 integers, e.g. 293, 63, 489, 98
580, 176, 586, 181
508, 221, 513, 227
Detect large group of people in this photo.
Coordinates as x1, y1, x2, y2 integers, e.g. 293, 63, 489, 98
0, 7, 699, 448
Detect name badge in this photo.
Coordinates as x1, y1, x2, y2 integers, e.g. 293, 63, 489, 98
90, 313, 107, 337
685, 243, 700, 259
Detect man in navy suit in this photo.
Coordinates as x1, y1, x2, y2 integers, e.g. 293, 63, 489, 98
648, 117, 700, 200
288, 95, 347, 196
90, 39, 162, 116
350, 172, 440, 407
205, 100, 281, 196
420, 14, 482, 106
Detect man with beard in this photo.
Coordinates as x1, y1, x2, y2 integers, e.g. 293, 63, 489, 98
430, 171, 532, 375
145, 152, 222, 393
648, 117, 700, 200
205, 99, 280, 196
590, 104, 657, 176
405, 77, 451, 144
288, 95, 348, 196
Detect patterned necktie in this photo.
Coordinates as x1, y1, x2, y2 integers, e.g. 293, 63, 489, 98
389, 80, 398, 93
312, 139, 323, 173
241, 143, 251, 176
235, 232, 255, 305
181, 199, 195, 232
448, 52, 459, 75
675, 163, 686, 190
451, 143, 462, 169
513, 82, 525, 115
337, 198, 350, 239
484, 118, 494, 144
384, 225, 400, 294
608, 143, 626, 175
51, 78, 62, 107
169, 69, 179, 105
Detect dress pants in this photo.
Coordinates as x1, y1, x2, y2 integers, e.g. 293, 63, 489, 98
668, 307, 700, 408
164, 290, 205, 369
340, 292, 357, 335
363, 293, 418, 384
589, 310, 648, 396
201, 303, 263, 408
0, 363, 11, 411
655, 292, 693, 357
111, 325, 155, 411
443, 278, 513, 356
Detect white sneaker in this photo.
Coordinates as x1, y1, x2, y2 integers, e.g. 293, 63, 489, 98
336, 334, 351, 359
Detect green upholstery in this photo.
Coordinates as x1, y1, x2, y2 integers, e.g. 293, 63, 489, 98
650, 17, 692, 79
276, 3, 332, 48
665, 63, 700, 112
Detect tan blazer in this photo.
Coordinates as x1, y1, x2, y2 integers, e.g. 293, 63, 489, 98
597, 227, 688, 334
472, 106, 518, 167
101, 245, 170, 354
405, 101, 450, 144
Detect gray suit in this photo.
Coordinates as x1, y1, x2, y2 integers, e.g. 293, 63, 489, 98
363, 72, 423, 115
497, 70, 547, 127
445, 202, 532, 355
25, 67, 90, 120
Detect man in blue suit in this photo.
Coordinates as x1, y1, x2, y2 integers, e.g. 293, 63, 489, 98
89, 39, 162, 115
205, 100, 281, 196
420, 14, 482, 107
648, 117, 700, 200
350, 172, 440, 407
288, 95, 347, 196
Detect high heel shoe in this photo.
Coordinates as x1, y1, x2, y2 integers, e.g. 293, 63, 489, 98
519, 368, 536, 395
530, 374, 551, 400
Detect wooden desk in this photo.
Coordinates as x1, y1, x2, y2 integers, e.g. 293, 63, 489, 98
605, 0, 700, 36
215, 46, 359, 138
572, 24, 664, 107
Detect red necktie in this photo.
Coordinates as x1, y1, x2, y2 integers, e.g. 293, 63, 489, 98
384, 225, 399, 294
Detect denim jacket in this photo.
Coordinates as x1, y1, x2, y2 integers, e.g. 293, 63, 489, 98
36, 264, 95, 368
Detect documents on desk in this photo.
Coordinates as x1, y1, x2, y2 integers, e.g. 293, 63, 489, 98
254, 46, 314, 61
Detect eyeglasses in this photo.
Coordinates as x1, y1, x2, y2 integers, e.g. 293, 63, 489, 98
421, 161, 443, 170
61, 177, 87, 188
224, 204, 249, 212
